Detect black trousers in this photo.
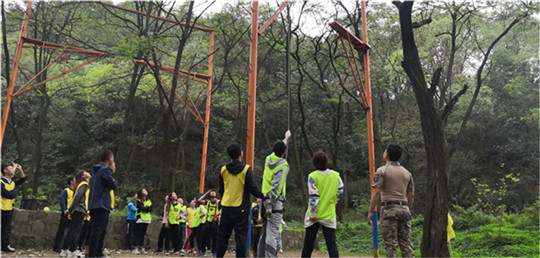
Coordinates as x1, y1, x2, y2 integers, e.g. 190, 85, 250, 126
1, 210, 13, 249
251, 226, 261, 255
157, 223, 169, 251
65, 212, 85, 252
167, 224, 181, 252
88, 208, 109, 257
134, 223, 149, 247
78, 220, 91, 250
205, 221, 219, 254
126, 220, 136, 250
189, 226, 199, 251
301, 223, 339, 257
216, 210, 249, 258
197, 224, 207, 253
53, 214, 71, 251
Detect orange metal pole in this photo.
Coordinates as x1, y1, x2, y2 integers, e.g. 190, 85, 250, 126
13, 52, 65, 97
257, 1, 289, 36
1, 0, 33, 148
199, 31, 214, 194
246, 1, 259, 168
362, 1, 378, 257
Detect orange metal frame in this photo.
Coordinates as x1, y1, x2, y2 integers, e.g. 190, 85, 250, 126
246, 0, 290, 168
1, 0, 113, 147
329, 1, 377, 256
1, 1, 215, 195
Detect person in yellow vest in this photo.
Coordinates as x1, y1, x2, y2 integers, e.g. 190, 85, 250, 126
301, 152, 344, 257
133, 188, 152, 254
198, 190, 220, 257
258, 130, 290, 257
250, 199, 263, 256
54, 176, 75, 255
64, 171, 91, 258
216, 143, 266, 258
1, 163, 26, 253
186, 199, 201, 255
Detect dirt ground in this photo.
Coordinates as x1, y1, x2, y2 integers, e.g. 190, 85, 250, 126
1, 248, 369, 257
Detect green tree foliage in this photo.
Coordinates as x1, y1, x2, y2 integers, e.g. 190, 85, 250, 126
0, 3, 537, 246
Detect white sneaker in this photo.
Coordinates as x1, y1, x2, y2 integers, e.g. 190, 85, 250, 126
141, 248, 148, 254
59, 250, 68, 257
132, 249, 141, 255
73, 250, 84, 257
103, 248, 109, 255
67, 250, 74, 258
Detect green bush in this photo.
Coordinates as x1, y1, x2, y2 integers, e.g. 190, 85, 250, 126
452, 205, 495, 230
453, 222, 539, 257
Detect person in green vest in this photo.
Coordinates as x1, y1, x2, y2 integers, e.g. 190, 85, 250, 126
166, 192, 182, 255
178, 197, 187, 255
1, 163, 26, 253
301, 152, 344, 257
258, 130, 291, 257
133, 188, 152, 254
198, 190, 220, 257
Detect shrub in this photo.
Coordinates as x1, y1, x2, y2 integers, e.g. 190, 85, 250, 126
452, 205, 494, 230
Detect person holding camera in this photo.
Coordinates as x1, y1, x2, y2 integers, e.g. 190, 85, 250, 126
1, 163, 26, 253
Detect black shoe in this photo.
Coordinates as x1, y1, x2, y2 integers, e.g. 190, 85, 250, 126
2, 245, 15, 253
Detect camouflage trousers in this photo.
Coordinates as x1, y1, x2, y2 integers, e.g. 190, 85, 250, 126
381, 205, 415, 258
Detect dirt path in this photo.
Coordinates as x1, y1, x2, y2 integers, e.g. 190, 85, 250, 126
1, 249, 370, 257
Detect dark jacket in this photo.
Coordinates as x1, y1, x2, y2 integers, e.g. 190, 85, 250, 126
59, 188, 69, 212
1, 177, 25, 199
69, 183, 88, 215
219, 161, 264, 212
88, 163, 118, 211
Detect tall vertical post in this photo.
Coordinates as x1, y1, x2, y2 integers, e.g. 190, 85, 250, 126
1, 0, 33, 148
199, 31, 214, 194
246, 1, 259, 167
362, 1, 378, 257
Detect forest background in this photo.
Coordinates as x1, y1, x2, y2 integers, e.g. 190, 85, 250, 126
1, 0, 538, 256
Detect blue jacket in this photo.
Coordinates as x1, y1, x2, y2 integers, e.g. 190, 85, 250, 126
59, 189, 68, 212
88, 163, 118, 211
127, 200, 137, 221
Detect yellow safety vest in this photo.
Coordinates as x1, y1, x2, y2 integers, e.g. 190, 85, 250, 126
179, 205, 187, 223
66, 188, 74, 208
307, 170, 340, 220
220, 165, 249, 207
1, 180, 16, 211
169, 203, 181, 225
137, 199, 152, 222
252, 203, 262, 228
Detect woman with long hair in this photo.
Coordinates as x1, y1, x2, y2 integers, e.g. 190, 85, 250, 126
133, 188, 152, 254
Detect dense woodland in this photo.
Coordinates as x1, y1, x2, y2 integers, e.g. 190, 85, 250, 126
1, 0, 538, 255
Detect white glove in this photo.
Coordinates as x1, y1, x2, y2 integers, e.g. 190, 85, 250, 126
284, 130, 291, 140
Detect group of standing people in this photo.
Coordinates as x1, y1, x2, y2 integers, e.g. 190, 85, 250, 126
51, 150, 118, 258
4, 133, 415, 258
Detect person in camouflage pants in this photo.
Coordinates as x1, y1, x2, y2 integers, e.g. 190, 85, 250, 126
380, 205, 414, 257
368, 144, 415, 258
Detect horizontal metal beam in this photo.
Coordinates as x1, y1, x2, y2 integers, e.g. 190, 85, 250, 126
135, 60, 210, 83
22, 37, 114, 57
329, 21, 371, 52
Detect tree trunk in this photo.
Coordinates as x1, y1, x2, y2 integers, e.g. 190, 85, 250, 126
394, 2, 449, 256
